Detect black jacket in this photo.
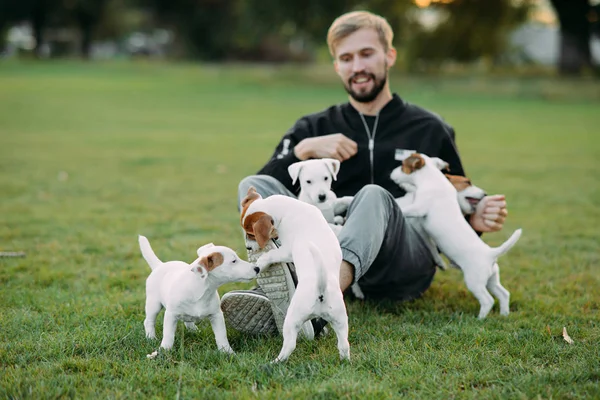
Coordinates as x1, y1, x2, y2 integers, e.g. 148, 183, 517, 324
257, 94, 465, 198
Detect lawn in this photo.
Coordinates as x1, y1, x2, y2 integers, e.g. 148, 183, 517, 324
0, 61, 599, 399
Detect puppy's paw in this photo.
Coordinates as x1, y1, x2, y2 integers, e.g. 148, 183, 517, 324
145, 330, 157, 340
255, 254, 272, 270
160, 342, 173, 351
219, 346, 235, 355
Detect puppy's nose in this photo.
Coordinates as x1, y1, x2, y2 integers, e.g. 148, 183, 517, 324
253, 267, 260, 274
246, 246, 252, 251
318, 194, 327, 202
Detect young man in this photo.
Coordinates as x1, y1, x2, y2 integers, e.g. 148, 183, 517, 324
221, 11, 508, 338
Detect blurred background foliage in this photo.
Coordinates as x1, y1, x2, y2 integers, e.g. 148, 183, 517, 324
0, 0, 599, 76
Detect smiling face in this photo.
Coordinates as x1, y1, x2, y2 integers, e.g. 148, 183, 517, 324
333, 28, 396, 103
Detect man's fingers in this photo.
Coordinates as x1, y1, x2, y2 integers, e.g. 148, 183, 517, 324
484, 200, 506, 209
336, 148, 352, 161
486, 194, 506, 202
483, 213, 506, 223
483, 219, 502, 230
483, 206, 504, 215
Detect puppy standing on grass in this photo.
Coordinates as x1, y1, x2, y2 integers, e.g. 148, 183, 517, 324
288, 158, 353, 231
390, 154, 522, 319
240, 187, 350, 363
139, 235, 260, 353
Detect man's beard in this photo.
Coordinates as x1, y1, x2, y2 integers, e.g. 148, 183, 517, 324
344, 70, 387, 103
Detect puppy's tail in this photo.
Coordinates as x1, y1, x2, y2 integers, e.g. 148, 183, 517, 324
307, 242, 328, 301
490, 228, 522, 260
138, 235, 162, 270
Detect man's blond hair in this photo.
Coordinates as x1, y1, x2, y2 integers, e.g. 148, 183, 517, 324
327, 11, 394, 57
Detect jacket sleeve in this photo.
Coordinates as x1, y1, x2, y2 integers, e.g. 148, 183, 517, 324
438, 124, 466, 177
256, 117, 313, 194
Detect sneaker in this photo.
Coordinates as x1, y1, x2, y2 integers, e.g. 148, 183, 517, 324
245, 237, 314, 340
221, 288, 278, 335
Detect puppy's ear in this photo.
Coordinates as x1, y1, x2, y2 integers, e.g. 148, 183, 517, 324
191, 263, 208, 278
430, 157, 450, 171
196, 243, 215, 257
253, 214, 275, 249
324, 158, 341, 181
288, 162, 303, 185
241, 186, 261, 209
198, 251, 224, 272
402, 153, 425, 174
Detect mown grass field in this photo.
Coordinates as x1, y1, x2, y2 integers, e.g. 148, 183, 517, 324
1, 61, 599, 399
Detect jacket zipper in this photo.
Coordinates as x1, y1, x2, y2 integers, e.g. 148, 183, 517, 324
359, 113, 380, 184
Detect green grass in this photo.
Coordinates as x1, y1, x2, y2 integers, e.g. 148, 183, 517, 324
1, 60, 599, 399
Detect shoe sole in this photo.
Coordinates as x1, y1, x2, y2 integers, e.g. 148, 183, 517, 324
256, 240, 314, 340
221, 291, 278, 335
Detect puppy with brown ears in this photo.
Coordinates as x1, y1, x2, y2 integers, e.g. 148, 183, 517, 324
390, 153, 521, 319
240, 187, 350, 363
139, 235, 260, 353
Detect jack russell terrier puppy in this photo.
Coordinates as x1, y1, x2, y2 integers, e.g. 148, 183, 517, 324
139, 235, 260, 353
349, 170, 488, 301
240, 187, 350, 363
390, 153, 522, 319
288, 158, 353, 233
395, 173, 486, 216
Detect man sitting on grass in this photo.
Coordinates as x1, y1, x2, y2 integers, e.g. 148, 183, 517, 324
221, 10, 509, 338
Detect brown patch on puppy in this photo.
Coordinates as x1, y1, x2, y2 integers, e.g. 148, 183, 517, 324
240, 186, 261, 225
243, 212, 275, 249
198, 252, 224, 272
402, 153, 425, 174
445, 174, 472, 192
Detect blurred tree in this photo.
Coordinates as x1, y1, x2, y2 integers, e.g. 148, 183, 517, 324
0, 0, 109, 57
0, 0, 59, 56
406, 0, 532, 71
72, 0, 109, 58
142, 0, 237, 60
549, 0, 594, 75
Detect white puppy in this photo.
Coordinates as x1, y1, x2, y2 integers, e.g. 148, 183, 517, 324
390, 153, 522, 319
139, 235, 260, 353
396, 173, 486, 216
288, 158, 353, 230
240, 187, 350, 363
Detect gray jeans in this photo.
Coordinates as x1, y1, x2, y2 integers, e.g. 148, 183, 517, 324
238, 175, 436, 301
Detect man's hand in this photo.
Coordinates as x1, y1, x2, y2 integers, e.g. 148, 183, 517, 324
294, 133, 358, 161
469, 194, 508, 233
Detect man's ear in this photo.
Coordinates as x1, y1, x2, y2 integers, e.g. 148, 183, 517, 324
324, 158, 341, 181
288, 162, 304, 185
386, 47, 397, 69
430, 157, 450, 171
253, 214, 274, 249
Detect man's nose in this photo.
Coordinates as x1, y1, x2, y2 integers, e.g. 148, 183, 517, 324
352, 58, 366, 73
